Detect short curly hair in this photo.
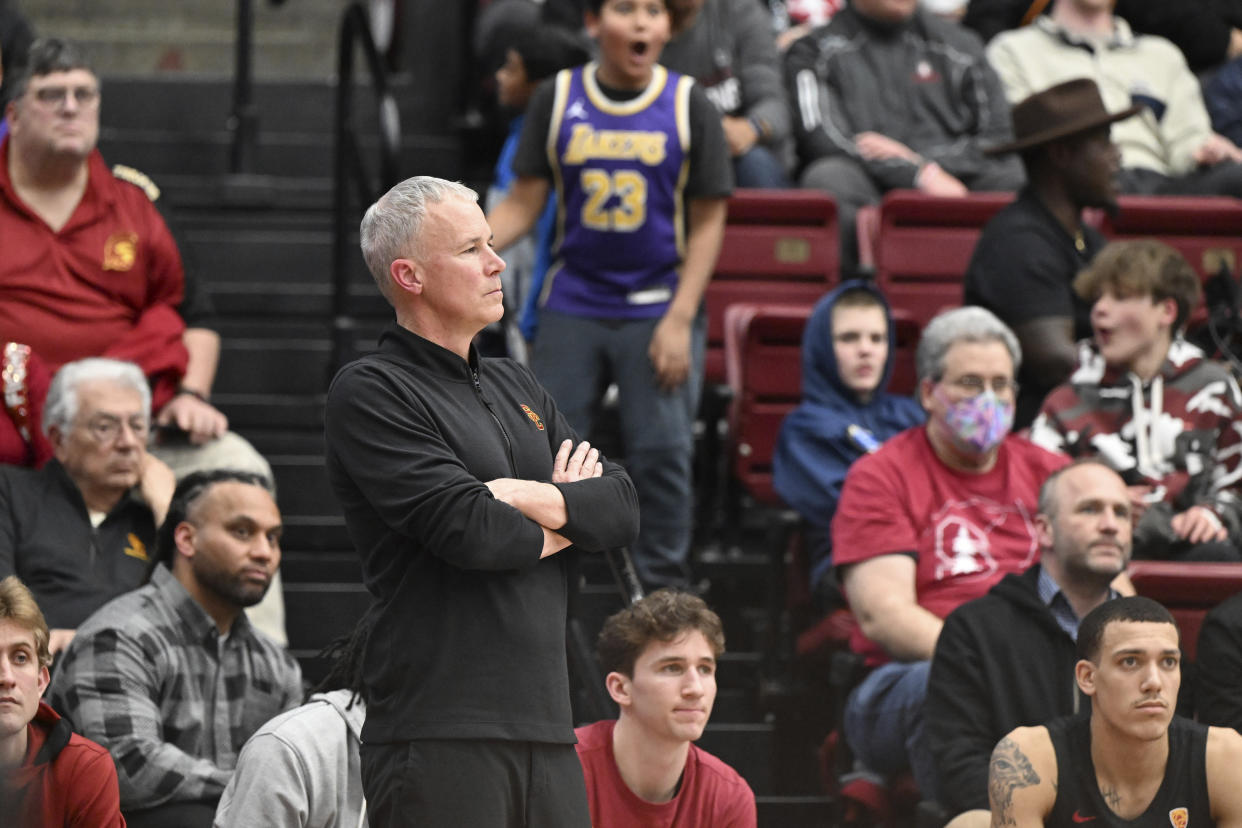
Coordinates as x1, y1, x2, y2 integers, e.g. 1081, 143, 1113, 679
596, 589, 725, 677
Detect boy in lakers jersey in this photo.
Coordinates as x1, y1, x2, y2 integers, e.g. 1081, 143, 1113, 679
490, 0, 733, 589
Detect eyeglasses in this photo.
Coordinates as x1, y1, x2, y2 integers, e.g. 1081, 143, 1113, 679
943, 375, 1019, 397
30, 85, 100, 109
82, 414, 149, 444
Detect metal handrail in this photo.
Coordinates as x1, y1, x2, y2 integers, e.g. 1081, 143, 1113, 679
332, 1, 401, 375
228, 0, 257, 174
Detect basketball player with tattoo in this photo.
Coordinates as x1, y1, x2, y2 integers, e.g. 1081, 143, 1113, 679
987, 596, 1242, 827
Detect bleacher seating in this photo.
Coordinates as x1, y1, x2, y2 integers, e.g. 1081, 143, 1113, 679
705, 190, 838, 385
723, 303, 814, 507
865, 190, 1014, 329
1127, 560, 1242, 717
1127, 560, 1242, 663
1103, 196, 1242, 281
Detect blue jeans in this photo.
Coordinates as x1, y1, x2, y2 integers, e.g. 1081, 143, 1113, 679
843, 659, 937, 800
733, 144, 790, 189
532, 310, 706, 588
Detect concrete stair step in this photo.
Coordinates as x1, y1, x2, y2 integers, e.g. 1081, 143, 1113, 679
282, 550, 360, 584
214, 393, 325, 431
99, 129, 458, 179
284, 581, 371, 652
268, 453, 338, 517
279, 516, 351, 554
216, 338, 332, 396
24, 3, 343, 79
698, 722, 776, 796
755, 796, 835, 827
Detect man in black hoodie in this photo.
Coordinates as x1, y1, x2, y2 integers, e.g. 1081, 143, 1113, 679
924, 459, 1131, 827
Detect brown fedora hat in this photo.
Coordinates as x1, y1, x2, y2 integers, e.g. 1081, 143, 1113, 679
985, 77, 1143, 155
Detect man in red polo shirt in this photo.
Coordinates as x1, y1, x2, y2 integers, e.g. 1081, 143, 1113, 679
0, 37, 235, 461
0, 36, 284, 643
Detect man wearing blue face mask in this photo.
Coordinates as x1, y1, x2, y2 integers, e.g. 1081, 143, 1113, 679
831, 306, 1068, 802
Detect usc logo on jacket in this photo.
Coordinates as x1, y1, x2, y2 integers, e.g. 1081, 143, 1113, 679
520, 404, 545, 431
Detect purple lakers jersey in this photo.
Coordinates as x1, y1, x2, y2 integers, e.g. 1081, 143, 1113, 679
543, 63, 693, 319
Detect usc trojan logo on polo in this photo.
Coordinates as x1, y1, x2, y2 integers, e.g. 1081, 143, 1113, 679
123, 533, 148, 562
103, 232, 139, 271
520, 404, 545, 431
563, 124, 667, 166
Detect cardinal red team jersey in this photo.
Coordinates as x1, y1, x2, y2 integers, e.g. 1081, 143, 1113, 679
575, 719, 756, 827
832, 427, 1068, 665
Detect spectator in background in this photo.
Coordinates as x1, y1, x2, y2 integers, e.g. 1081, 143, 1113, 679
488, 0, 732, 589
0, 575, 125, 827
0, 358, 174, 656
832, 307, 1065, 800
1030, 240, 1242, 563
786, 0, 1024, 277
768, 0, 845, 51
51, 469, 301, 828
920, 0, 967, 20
1195, 589, 1242, 733
772, 282, 924, 605
964, 78, 1140, 428
0, 36, 285, 645
0, 38, 259, 467
576, 589, 756, 827
661, 0, 794, 188
214, 614, 373, 828
926, 460, 1130, 828
963, 0, 1242, 74
987, 0, 1242, 198
488, 23, 590, 357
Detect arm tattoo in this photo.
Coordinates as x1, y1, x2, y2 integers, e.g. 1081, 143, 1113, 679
990, 736, 1041, 826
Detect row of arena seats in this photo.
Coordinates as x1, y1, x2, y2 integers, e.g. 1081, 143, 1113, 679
859, 191, 1242, 329
706, 189, 1242, 384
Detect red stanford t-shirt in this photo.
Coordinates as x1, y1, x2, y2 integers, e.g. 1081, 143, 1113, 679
833, 427, 1067, 664
575, 719, 757, 828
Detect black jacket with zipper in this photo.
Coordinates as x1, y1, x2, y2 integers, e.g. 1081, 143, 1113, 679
325, 323, 639, 746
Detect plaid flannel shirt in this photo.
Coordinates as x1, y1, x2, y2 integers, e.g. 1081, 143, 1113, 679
49, 565, 302, 811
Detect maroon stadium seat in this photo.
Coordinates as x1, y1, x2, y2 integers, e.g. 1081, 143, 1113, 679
1127, 560, 1242, 663
705, 190, 838, 385
871, 190, 1015, 329
723, 302, 814, 507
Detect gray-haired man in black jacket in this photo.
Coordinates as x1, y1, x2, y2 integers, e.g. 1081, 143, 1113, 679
324, 175, 639, 828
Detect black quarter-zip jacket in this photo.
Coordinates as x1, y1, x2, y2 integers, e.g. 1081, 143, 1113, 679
325, 323, 639, 745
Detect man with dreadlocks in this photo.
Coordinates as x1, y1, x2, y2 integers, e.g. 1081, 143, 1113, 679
214, 613, 373, 827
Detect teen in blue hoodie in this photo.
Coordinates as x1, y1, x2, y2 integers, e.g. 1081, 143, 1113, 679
772, 281, 924, 595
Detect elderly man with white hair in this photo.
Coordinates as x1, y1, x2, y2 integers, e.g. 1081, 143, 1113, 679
0, 356, 174, 655
831, 306, 1067, 800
